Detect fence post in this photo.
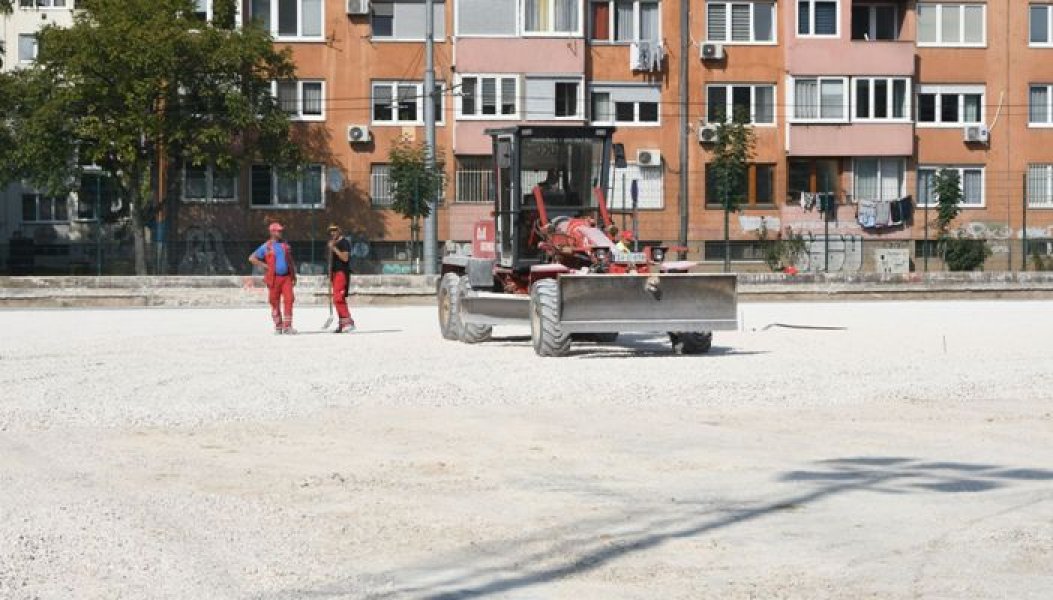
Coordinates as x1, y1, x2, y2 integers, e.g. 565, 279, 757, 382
1022, 172, 1028, 272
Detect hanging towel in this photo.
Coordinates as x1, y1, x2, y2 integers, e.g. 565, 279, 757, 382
899, 196, 914, 223
874, 200, 892, 227
890, 199, 903, 225
857, 200, 877, 228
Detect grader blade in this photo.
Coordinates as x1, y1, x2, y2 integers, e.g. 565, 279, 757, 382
557, 273, 738, 334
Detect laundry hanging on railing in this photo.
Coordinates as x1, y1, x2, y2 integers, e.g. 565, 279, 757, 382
857, 196, 914, 229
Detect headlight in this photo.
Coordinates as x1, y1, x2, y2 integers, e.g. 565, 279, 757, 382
652, 248, 666, 263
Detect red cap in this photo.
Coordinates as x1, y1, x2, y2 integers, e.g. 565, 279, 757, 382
269, 222, 284, 234
620, 230, 634, 241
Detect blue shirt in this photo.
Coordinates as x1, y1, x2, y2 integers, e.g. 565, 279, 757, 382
255, 242, 290, 275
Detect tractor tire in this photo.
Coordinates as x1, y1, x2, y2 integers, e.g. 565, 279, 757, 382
438, 273, 463, 341
670, 331, 713, 355
574, 333, 619, 344
457, 277, 493, 344
530, 279, 571, 357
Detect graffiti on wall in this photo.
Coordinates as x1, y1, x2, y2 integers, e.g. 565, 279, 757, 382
178, 226, 235, 275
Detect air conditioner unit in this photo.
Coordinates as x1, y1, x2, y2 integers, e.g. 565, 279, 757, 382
347, 124, 372, 144
700, 43, 725, 62
963, 124, 990, 144
698, 123, 719, 144
347, 0, 370, 16
637, 149, 662, 167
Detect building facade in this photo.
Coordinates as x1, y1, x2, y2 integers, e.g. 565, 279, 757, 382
4, 0, 1053, 274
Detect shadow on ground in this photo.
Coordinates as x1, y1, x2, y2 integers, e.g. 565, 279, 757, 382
267, 457, 1053, 599
486, 333, 766, 359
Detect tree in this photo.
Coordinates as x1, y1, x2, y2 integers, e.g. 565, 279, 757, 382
708, 108, 756, 273
388, 137, 444, 272
932, 168, 990, 271
3, 0, 303, 274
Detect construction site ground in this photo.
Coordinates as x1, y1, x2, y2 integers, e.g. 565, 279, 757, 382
1, 301, 1051, 599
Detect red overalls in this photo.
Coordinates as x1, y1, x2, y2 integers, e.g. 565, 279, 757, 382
263, 241, 296, 332
331, 270, 353, 329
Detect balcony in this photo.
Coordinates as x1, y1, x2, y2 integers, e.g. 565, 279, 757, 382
789, 122, 914, 157
787, 1, 915, 77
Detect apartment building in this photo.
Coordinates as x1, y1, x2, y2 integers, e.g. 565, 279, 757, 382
4, 1, 1053, 274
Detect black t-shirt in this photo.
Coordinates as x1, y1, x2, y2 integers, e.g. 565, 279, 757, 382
331, 238, 352, 275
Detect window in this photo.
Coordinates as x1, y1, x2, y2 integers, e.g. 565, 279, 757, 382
22, 193, 68, 223
706, 163, 775, 207
524, 0, 581, 35
608, 163, 665, 209
852, 4, 897, 40
372, 81, 444, 125
590, 0, 660, 43
917, 166, 984, 207
524, 77, 583, 119
459, 75, 518, 119
371, 164, 394, 207
250, 0, 323, 39
707, 2, 775, 43
183, 164, 238, 203
1028, 164, 1053, 207
917, 3, 985, 46
190, 0, 242, 25
788, 159, 840, 202
917, 85, 983, 126
853, 77, 910, 121
455, 157, 493, 203
704, 240, 769, 262
76, 173, 120, 222
457, 0, 517, 36
273, 80, 325, 120
591, 84, 661, 125
706, 83, 775, 124
854, 158, 904, 202
791, 77, 847, 121
555, 82, 580, 118
18, 34, 38, 63
1031, 84, 1053, 126
250, 164, 324, 207
371, 1, 446, 40
19, 0, 66, 7
1033, 5, 1053, 46
797, 0, 839, 37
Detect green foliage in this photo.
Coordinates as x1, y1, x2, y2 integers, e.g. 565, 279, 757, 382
942, 235, 991, 271
1031, 247, 1053, 271
757, 222, 807, 272
709, 108, 756, 214
932, 168, 962, 236
388, 137, 444, 224
2, 0, 303, 273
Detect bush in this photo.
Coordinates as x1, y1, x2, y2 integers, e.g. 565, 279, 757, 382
941, 236, 991, 271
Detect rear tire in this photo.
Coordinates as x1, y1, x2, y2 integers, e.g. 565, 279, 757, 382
438, 273, 462, 341
530, 279, 571, 357
457, 277, 493, 344
670, 331, 713, 355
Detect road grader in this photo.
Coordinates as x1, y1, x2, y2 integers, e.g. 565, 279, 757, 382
438, 125, 737, 357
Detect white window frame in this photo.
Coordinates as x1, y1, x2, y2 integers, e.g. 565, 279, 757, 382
371, 81, 446, 126
1030, 84, 1053, 128
522, 0, 584, 37
705, 83, 776, 126
916, 84, 985, 127
917, 165, 985, 208
797, 0, 840, 38
454, 156, 494, 203
370, 164, 394, 207
852, 3, 898, 41
591, 93, 661, 126
371, 0, 447, 42
1028, 164, 1053, 208
589, 0, 662, 44
21, 191, 69, 224
18, 0, 67, 8
852, 77, 912, 123
788, 76, 850, 123
250, 164, 326, 209
182, 164, 240, 203
552, 79, 584, 120
853, 157, 906, 202
706, 1, 777, 45
1032, 4, 1053, 47
255, 0, 325, 41
271, 80, 326, 121
17, 34, 38, 64
457, 74, 520, 120
917, 3, 986, 48
191, 0, 244, 25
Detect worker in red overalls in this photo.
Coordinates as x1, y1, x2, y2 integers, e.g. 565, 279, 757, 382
249, 221, 297, 334
327, 224, 356, 333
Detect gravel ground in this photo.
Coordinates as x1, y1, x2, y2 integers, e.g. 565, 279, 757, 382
1, 301, 1052, 599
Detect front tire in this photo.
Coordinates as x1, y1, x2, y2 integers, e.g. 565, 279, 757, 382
457, 277, 493, 344
530, 279, 571, 357
670, 331, 713, 355
438, 273, 462, 341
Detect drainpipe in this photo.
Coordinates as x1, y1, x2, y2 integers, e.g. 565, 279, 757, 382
677, 0, 690, 258
423, 0, 438, 275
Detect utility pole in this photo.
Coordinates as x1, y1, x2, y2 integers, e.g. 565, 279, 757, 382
677, 0, 690, 258
422, 0, 438, 275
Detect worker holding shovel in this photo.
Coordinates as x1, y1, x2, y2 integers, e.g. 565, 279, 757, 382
249, 221, 297, 335
327, 224, 355, 333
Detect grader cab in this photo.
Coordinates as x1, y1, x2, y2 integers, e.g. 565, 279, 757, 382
439, 125, 737, 357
